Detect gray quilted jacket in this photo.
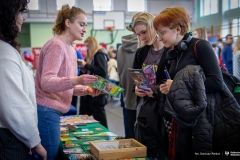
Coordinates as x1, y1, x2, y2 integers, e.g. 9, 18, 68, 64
165, 65, 240, 159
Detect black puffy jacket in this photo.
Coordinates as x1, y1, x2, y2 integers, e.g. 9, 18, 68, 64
165, 65, 240, 159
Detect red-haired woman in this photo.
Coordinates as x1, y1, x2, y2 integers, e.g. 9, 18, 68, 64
153, 6, 223, 159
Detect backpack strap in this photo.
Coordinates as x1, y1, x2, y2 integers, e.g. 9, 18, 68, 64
193, 40, 200, 63
194, 39, 228, 73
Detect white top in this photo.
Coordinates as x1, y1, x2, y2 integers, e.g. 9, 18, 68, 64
233, 51, 240, 79
0, 40, 40, 148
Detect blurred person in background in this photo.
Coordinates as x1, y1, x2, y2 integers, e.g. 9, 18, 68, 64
193, 27, 208, 40
79, 36, 109, 128
233, 36, 240, 79
222, 34, 234, 74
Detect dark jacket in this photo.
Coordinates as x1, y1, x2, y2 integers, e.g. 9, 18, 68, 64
83, 49, 109, 106
132, 45, 170, 102
165, 65, 240, 159
132, 45, 170, 158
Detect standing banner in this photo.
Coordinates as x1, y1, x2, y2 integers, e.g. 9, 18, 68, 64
32, 47, 41, 69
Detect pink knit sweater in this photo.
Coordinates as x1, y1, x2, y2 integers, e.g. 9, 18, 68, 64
35, 36, 86, 113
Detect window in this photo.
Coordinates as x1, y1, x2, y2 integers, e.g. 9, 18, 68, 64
231, 18, 240, 37
93, 0, 112, 11
229, 0, 240, 9
200, 0, 218, 17
28, 0, 39, 10
128, 0, 145, 12
57, 0, 75, 10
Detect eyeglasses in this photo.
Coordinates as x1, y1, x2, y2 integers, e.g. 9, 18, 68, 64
157, 33, 163, 40
157, 28, 174, 40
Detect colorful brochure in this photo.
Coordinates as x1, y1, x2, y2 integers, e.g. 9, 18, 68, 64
89, 75, 124, 98
60, 115, 98, 126
128, 68, 151, 91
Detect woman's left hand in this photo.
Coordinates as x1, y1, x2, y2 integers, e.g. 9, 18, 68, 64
85, 87, 102, 96
78, 59, 87, 68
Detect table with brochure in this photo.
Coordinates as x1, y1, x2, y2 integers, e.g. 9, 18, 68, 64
58, 115, 148, 160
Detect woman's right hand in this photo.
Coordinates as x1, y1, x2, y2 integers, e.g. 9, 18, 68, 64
31, 143, 47, 160
71, 75, 98, 86
135, 86, 147, 97
159, 79, 173, 94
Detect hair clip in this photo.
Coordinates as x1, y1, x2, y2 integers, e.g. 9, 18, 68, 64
129, 22, 134, 29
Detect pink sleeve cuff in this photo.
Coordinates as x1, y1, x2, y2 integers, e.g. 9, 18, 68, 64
73, 85, 88, 96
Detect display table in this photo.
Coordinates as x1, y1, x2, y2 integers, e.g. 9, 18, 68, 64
58, 121, 149, 160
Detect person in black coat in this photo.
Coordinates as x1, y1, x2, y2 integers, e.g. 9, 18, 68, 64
79, 36, 109, 128
153, 6, 223, 160
131, 12, 169, 159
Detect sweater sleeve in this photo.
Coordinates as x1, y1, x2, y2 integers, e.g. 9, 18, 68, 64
196, 40, 223, 93
73, 85, 88, 96
0, 59, 40, 148
85, 52, 107, 77
40, 44, 74, 92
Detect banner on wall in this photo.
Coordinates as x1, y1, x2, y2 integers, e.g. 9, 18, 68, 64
32, 47, 41, 69
100, 43, 107, 49
75, 43, 108, 59
208, 35, 220, 43
76, 44, 87, 59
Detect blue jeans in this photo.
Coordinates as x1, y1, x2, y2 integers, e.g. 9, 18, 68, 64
37, 104, 61, 160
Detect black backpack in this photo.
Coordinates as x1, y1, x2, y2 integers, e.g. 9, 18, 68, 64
194, 40, 240, 105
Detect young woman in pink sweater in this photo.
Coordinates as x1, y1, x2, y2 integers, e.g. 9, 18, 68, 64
34, 5, 100, 160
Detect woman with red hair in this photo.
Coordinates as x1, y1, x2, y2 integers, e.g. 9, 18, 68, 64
153, 6, 223, 160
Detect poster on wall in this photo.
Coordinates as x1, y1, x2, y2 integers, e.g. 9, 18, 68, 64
32, 47, 42, 69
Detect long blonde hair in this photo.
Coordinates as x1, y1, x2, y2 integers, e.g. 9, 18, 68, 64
233, 36, 240, 54
194, 27, 208, 40
132, 12, 157, 48
84, 36, 102, 63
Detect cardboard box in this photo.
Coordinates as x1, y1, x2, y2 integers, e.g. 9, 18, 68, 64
90, 138, 146, 160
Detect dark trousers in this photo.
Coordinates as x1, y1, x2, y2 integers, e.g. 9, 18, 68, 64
80, 95, 108, 128
71, 95, 78, 108
126, 109, 136, 138
0, 128, 29, 160
120, 94, 131, 138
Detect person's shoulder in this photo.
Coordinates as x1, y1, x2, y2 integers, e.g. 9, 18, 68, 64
0, 40, 20, 61
136, 45, 150, 53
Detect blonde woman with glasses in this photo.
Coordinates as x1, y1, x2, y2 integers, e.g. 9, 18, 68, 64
132, 12, 169, 159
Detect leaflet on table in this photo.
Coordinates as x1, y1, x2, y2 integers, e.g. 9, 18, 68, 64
128, 68, 151, 91
60, 115, 98, 126
75, 132, 118, 139
63, 148, 85, 154
64, 139, 108, 148
89, 75, 124, 98
68, 154, 96, 160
